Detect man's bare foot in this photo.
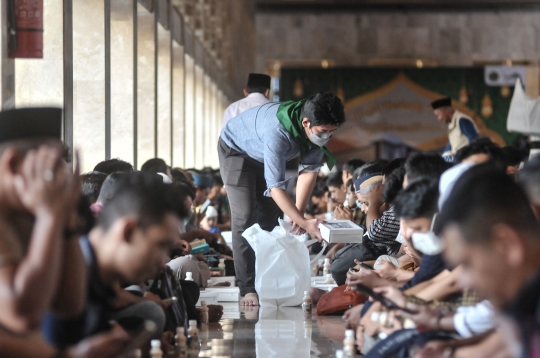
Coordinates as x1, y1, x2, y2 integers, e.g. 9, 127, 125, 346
240, 292, 259, 306
309, 287, 327, 305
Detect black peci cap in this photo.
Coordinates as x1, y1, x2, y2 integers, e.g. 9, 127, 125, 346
431, 97, 452, 110
247, 73, 271, 89
0, 107, 62, 143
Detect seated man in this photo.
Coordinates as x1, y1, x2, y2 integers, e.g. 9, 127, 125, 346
0, 107, 128, 357
331, 163, 401, 285
437, 163, 540, 356
326, 170, 347, 206
347, 179, 446, 290
44, 172, 187, 346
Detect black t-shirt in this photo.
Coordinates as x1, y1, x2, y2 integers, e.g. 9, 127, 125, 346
42, 236, 117, 347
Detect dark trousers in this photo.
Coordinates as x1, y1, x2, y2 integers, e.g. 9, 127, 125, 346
218, 138, 283, 296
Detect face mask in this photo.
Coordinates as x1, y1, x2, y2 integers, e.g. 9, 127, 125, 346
411, 214, 445, 255
309, 131, 332, 147
356, 200, 363, 208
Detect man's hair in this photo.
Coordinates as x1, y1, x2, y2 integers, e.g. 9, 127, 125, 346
382, 167, 406, 205
81, 171, 108, 204
171, 168, 188, 182
502, 146, 526, 167
141, 158, 169, 174
213, 174, 224, 187
311, 177, 328, 199
176, 180, 196, 201
170, 182, 193, 218
394, 178, 439, 220
518, 154, 540, 206
405, 152, 450, 183
98, 172, 186, 232
343, 158, 365, 174
455, 137, 504, 164
382, 158, 405, 178
97, 172, 129, 204
246, 86, 268, 95
436, 163, 540, 241
352, 161, 386, 182
326, 170, 343, 189
93, 158, 134, 174
301, 92, 346, 127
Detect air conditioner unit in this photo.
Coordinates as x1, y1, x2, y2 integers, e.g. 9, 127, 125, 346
485, 66, 526, 87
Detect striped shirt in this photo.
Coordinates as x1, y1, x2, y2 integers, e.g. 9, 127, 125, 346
367, 206, 401, 255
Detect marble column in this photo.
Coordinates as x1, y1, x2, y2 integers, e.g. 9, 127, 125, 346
73, 0, 105, 173
136, 3, 156, 168
184, 54, 196, 168
156, 22, 172, 164
194, 63, 204, 166
110, 0, 135, 165
172, 41, 185, 168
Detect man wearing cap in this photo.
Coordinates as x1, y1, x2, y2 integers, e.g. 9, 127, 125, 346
431, 97, 479, 156
219, 92, 346, 306
222, 73, 271, 126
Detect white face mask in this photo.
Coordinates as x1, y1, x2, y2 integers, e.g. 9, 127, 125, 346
411, 214, 445, 255
309, 131, 332, 147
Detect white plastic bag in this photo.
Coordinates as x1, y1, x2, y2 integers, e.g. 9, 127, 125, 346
242, 220, 316, 307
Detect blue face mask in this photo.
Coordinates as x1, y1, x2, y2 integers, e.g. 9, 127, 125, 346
356, 200, 363, 208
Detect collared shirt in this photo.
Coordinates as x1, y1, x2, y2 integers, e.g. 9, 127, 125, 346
505, 270, 540, 358
220, 103, 323, 196
222, 92, 270, 127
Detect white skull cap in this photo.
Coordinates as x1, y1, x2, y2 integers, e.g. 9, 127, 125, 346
438, 162, 475, 211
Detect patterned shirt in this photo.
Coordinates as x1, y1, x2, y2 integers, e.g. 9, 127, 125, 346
367, 206, 401, 255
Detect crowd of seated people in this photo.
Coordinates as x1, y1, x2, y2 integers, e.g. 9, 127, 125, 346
0, 108, 232, 358
3, 106, 540, 358
305, 136, 540, 357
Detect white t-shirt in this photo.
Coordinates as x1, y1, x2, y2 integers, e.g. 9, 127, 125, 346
222, 92, 270, 127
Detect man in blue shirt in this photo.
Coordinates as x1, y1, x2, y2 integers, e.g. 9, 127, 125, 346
219, 92, 346, 306
431, 97, 479, 156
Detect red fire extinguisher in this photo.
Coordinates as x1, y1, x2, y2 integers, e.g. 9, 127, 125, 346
8, 0, 44, 58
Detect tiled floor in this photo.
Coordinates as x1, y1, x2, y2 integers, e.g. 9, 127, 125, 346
192, 305, 348, 358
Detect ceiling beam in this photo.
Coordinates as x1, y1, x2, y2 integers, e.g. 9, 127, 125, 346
257, 0, 540, 12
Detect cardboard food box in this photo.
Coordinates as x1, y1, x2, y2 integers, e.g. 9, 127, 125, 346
318, 220, 364, 243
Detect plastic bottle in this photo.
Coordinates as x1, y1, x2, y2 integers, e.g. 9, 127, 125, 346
150, 339, 163, 358
324, 273, 334, 284
185, 272, 194, 281
302, 291, 312, 314
311, 262, 319, 276
200, 300, 209, 325
343, 329, 355, 358
318, 258, 325, 276
175, 326, 187, 352
323, 258, 331, 276
335, 350, 344, 358
188, 319, 199, 349
207, 279, 213, 288
218, 258, 226, 276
